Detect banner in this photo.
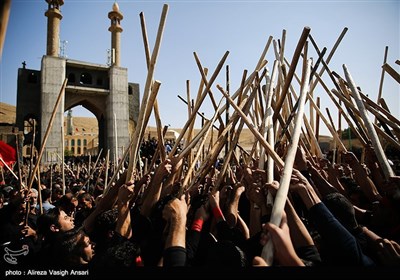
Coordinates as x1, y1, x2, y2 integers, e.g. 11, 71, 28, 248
0, 140, 16, 167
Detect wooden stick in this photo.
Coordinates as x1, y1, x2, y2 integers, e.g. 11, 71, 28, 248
379, 98, 400, 141
153, 100, 166, 162
198, 35, 272, 137
343, 64, 395, 180
260, 61, 279, 173
225, 65, 230, 158
193, 53, 225, 128
127, 4, 169, 182
82, 148, 103, 190
338, 79, 370, 142
382, 63, 400, 83
273, 27, 311, 123
15, 133, 23, 190
306, 89, 347, 152
188, 94, 253, 191
376, 46, 389, 110
329, 89, 367, 147
315, 97, 320, 143
308, 27, 348, 93
104, 149, 110, 194
54, 152, 76, 179
263, 62, 278, 208
169, 51, 230, 156
27, 78, 67, 191
326, 107, 337, 136
0, 157, 26, 188
214, 88, 259, 189
178, 120, 213, 161
359, 90, 400, 128
181, 97, 224, 192
0, 0, 11, 59
37, 167, 43, 215
176, 93, 252, 158
148, 125, 169, 170
177, 95, 212, 127
278, 70, 323, 158
28, 119, 36, 186
262, 58, 312, 264
185, 81, 194, 173
366, 104, 400, 137
218, 85, 284, 169
372, 121, 400, 151
332, 73, 400, 142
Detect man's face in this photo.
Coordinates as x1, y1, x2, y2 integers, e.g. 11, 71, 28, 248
57, 210, 75, 232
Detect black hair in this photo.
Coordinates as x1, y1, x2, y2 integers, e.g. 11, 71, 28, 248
36, 207, 62, 238
55, 228, 88, 266
41, 188, 52, 201
102, 240, 141, 268
206, 240, 248, 267
322, 192, 359, 231
91, 208, 118, 245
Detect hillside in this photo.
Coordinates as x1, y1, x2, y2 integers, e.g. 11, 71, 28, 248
0, 102, 16, 124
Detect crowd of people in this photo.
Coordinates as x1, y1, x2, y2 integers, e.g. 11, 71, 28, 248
0, 137, 400, 278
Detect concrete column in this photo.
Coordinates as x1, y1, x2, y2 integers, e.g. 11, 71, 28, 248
40, 55, 66, 163
107, 66, 129, 161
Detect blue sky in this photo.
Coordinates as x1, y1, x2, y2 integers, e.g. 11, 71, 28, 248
1, 0, 399, 136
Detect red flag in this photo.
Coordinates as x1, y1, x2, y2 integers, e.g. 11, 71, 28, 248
0, 140, 16, 167
76, 127, 79, 132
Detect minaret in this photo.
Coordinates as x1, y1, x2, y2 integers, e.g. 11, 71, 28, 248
108, 2, 123, 66
44, 0, 64, 57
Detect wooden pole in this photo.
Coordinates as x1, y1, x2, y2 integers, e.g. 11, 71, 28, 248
183, 35, 272, 155
126, 81, 161, 182
82, 148, 103, 190
181, 97, 224, 192
0, 0, 11, 60
262, 58, 312, 264
0, 157, 26, 188
193, 53, 225, 128
104, 149, 110, 195
343, 64, 395, 180
273, 27, 311, 123
326, 107, 337, 162
225, 64, 230, 158
15, 133, 23, 190
49, 163, 53, 192
28, 119, 36, 186
314, 70, 368, 148
376, 46, 389, 111
169, 51, 229, 156
140, 11, 166, 163
315, 97, 321, 143
218, 85, 284, 169
382, 63, 400, 83
153, 100, 167, 162
37, 167, 43, 215
306, 90, 347, 152
127, 4, 169, 183
308, 27, 348, 93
